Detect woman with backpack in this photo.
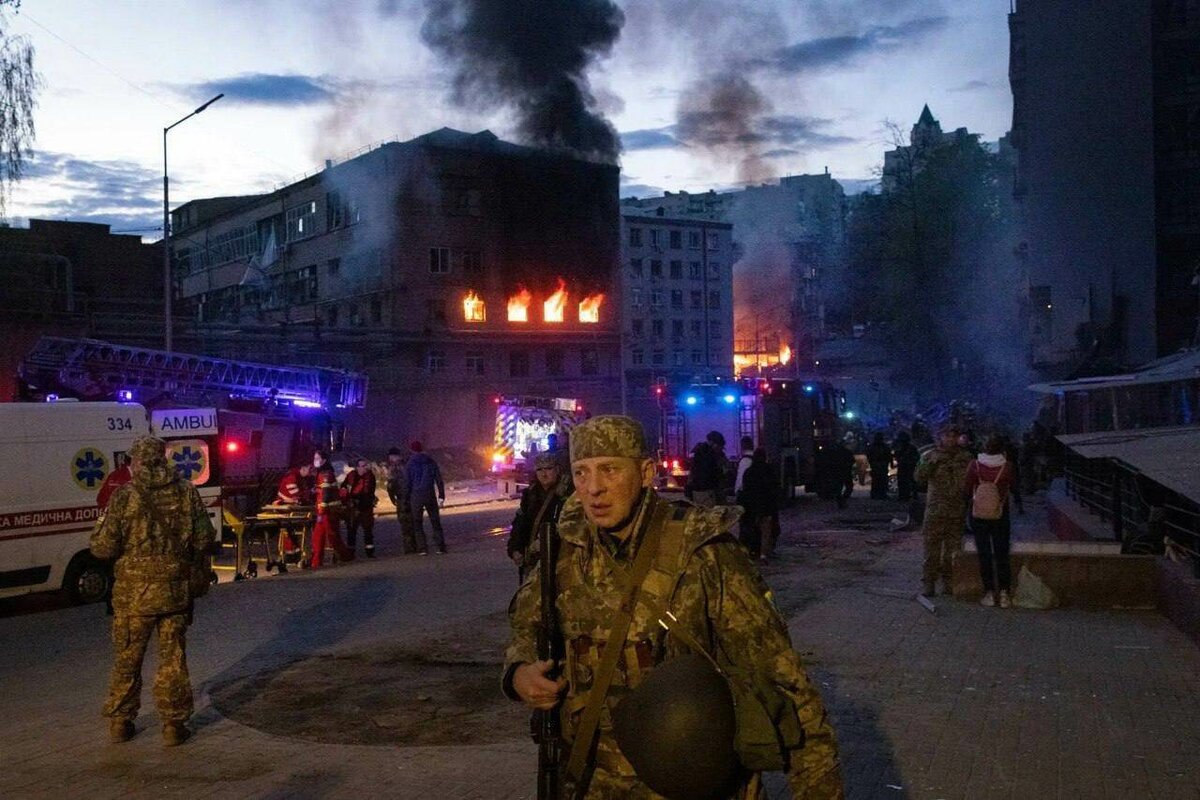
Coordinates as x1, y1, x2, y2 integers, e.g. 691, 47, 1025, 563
965, 435, 1016, 607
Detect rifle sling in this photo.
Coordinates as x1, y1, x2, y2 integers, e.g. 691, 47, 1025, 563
565, 496, 672, 792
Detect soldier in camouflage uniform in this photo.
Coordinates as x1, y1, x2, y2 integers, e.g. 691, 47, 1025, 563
504, 415, 843, 799
916, 425, 972, 597
89, 436, 216, 746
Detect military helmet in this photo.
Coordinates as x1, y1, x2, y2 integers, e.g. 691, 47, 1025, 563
612, 654, 739, 800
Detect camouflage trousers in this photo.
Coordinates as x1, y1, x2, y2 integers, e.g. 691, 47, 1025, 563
103, 613, 193, 723
921, 516, 964, 587
567, 736, 760, 799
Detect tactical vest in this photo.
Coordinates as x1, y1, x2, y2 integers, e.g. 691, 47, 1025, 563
556, 501, 709, 780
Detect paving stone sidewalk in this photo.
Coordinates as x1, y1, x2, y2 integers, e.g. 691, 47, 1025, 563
2, 499, 1199, 800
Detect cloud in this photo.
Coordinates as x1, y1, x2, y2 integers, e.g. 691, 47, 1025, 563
756, 116, 857, 147
947, 79, 991, 93
762, 148, 799, 159
177, 73, 336, 107
621, 127, 681, 150
619, 183, 667, 198
756, 16, 950, 73
12, 151, 164, 235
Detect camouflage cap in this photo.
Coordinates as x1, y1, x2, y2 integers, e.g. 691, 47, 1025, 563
534, 452, 560, 470
128, 435, 167, 462
569, 415, 647, 463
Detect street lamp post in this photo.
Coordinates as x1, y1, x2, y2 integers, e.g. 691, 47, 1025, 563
163, 92, 223, 354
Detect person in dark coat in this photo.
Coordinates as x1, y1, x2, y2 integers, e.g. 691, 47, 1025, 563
686, 431, 727, 507
506, 453, 564, 582
893, 431, 920, 501
866, 433, 893, 500
830, 438, 857, 509
739, 448, 780, 561
405, 441, 446, 554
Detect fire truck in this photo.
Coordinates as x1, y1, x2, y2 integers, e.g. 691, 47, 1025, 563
490, 394, 583, 473
656, 377, 846, 497
16, 337, 368, 513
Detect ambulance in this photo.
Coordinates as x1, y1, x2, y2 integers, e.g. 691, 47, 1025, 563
0, 401, 223, 605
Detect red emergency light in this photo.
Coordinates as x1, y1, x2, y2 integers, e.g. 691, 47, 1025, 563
224, 440, 241, 454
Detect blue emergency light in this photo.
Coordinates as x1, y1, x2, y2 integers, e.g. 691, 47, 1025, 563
685, 395, 699, 406
722, 393, 736, 405
803, 384, 815, 394
843, 411, 856, 420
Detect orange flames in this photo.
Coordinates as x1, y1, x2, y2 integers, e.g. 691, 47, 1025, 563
507, 288, 532, 322
578, 293, 604, 323
463, 290, 486, 322
779, 344, 792, 365
544, 280, 567, 323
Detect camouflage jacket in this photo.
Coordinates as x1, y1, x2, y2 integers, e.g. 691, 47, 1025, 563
915, 445, 972, 521
90, 463, 216, 616
505, 491, 843, 799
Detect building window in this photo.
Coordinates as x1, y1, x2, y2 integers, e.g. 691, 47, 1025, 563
350, 304, 363, 326
669, 230, 682, 249
631, 287, 644, 309
652, 350, 665, 365
631, 347, 644, 366
327, 258, 340, 276
465, 351, 485, 375
370, 297, 383, 324
461, 250, 482, 272
691, 349, 703, 365
709, 262, 721, 279
650, 229, 660, 247
429, 247, 451, 274
546, 348, 565, 377
652, 319, 664, 337
689, 261, 701, 280
689, 230, 702, 249
708, 320, 720, 337
426, 349, 446, 373
672, 351, 684, 366
708, 291, 721, 309
426, 298, 446, 324
630, 257, 643, 277
581, 348, 599, 376
670, 290, 683, 310
327, 305, 339, 327
510, 350, 530, 377
651, 290, 664, 310
671, 319, 684, 338
285, 201, 318, 243
632, 318, 644, 335
669, 260, 682, 279
326, 191, 344, 230
691, 290, 702, 310
650, 260, 663, 277
707, 232, 720, 251
690, 320, 702, 336
629, 227, 642, 247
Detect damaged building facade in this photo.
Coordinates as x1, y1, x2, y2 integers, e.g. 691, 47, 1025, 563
172, 128, 622, 458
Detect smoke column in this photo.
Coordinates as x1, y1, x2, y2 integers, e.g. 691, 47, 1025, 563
421, 0, 624, 163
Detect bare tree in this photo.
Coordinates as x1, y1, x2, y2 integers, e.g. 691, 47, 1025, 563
0, 0, 39, 218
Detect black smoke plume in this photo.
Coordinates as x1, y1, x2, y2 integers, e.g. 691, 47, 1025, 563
421, 0, 624, 163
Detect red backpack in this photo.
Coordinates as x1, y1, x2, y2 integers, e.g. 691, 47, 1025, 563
971, 464, 1006, 520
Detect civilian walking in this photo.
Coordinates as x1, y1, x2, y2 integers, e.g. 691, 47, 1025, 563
405, 441, 446, 554
966, 435, 1016, 608
739, 448, 781, 562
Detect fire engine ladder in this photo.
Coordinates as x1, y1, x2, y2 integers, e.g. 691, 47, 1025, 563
19, 337, 368, 408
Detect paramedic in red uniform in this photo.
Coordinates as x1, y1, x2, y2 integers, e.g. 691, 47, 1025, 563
342, 458, 378, 558
273, 463, 312, 559
96, 454, 133, 510
310, 452, 353, 568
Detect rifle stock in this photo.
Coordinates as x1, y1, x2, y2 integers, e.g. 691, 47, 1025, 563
534, 511, 562, 800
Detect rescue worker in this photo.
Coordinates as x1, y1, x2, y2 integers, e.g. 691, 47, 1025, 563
504, 415, 844, 798
506, 452, 564, 582
310, 451, 352, 568
274, 463, 312, 560
385, 447, 418, 554
405, 441, 446, 554
96, 453, 132, 510
892, 431, 920, 501
342, 458, 378, 558
865, 433, 893, 500
916, 425, 972, 597
89, 436, 216, 747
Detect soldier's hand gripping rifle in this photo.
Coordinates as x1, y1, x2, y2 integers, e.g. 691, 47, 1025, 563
533, 509, 563, 800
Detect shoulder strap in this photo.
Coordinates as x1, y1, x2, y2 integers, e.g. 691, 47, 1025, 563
566, 498, 673, 791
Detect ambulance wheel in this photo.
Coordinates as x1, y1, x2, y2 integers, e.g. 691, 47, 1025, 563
64, 553, 111, 606
246, 560, 258, 578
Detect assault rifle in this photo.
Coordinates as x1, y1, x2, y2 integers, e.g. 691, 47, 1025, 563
533, 509, 563, 800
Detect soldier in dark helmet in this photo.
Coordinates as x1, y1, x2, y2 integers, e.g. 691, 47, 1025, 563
504, 415, 843, 799
89, 435, 216, 747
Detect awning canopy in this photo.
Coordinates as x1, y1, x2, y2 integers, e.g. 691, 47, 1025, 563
1057, 426, 1200, 501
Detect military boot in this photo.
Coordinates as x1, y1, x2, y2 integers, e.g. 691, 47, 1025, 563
162, 722, 192, 747
108, 719, 135, 743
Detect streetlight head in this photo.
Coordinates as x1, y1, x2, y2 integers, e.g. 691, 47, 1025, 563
194, 93, 224, 114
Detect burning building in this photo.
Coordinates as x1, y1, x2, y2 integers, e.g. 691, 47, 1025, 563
171, 128, 621, 455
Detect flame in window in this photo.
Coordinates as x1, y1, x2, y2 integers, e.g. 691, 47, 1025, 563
579, 293, 604, 323
507, 287, 532, 322
544, 280, 567, 323
779, 344, 792, 365
463, 290, 486, 322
